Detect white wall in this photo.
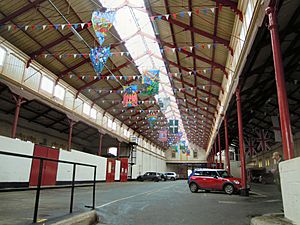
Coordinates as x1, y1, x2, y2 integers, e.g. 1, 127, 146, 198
0, 136, 34, 183
115, 160, 120, 181
230, 161, 241, 178
280, 157, 300, 225
57, 149, 107, 181
131, 146, 167, 179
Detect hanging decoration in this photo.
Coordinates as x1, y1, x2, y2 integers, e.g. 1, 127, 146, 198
158, 97, 171, 112
90, 46, 111, 74
92, 11, 116, 45
123, 85, 138, 107
256, 129, 271, 152
186, 149, 190, 156
142, 69, 160, 96
159, 130, 168, 142
147, 113, 157, 127
245, 137, 256, 157
169, 120, 179, 134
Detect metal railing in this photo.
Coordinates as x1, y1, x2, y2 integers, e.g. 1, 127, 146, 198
0, 150, 97, 223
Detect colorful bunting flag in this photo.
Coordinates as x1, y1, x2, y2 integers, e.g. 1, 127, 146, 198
123, 85, 138, 107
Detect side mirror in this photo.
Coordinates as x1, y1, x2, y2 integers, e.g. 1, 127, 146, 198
214, 175, 219, 179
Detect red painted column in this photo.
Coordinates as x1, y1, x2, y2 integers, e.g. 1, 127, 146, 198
236, 87, 248, 196
67, 120, 74, 151
117, 142, 121, 158
224, 116, 231, 174
11, 95, 25, 138
214, 142, 218, 168
218, 133, 222, 169
266, 6, 294, 160
98, 133, 103, 156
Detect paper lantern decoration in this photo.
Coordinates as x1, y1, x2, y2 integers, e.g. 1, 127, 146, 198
90, 46, 111, 74
123, 85, 138, 107
92, 11, 116, 45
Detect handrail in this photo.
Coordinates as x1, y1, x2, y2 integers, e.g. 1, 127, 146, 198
0, 150, 97, 223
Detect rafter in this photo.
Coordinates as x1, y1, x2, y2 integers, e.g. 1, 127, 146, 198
0, 0, 46, 25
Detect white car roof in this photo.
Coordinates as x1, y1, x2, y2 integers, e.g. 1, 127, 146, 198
194, 168, 226, 171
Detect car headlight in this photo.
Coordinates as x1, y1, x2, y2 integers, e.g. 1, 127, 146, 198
233, 180, 240, 185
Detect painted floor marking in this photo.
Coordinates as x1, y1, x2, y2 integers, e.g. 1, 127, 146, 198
96, 183, 177, 209
264, 199, 281, 203
218, 201, 238, 204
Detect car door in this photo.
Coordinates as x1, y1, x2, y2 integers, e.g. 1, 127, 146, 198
143, 172, 150, 180
209, 171, 224, 190
192, 171, 210, 189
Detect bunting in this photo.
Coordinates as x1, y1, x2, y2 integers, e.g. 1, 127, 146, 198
147, 113, 157, 127
123, 85, 138, 107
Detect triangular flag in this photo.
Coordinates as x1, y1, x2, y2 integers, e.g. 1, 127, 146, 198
207, 44, 211, 49
190, 46, 193, 51
195, 9, 200, 15
42, 25, 47, 30
165, 14, 170, 20
210, 8, 215, 14
24, 26, 29, 31
44, 54, 48, 58
172, 48, 176, 52
219, 5, 223, 11
121, 52, 124, 56
180, 11, 184, 17
73, 54, 77, 58
61, 24, 65, 30
187, 11, 192, 17
173, 13, 177, 19
81, 23, 85, 29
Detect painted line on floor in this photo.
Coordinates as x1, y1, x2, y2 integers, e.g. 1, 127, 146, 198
96, 183, 177, 209
250, 191, 267, 198
218, 201, 238, 204
264, 199, 281, 203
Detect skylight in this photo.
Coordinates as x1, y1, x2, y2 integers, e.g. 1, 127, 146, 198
99, 0, 188, 144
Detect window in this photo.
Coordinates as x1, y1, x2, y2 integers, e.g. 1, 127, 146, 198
245, 0, 254, 28
193, 151, 197, 158
265, 158, 270, 167
83, 102, 91, 115
108, 118, 113, 129
40, 76, 54, 94
172, 151, 176, 158
90, 108, 97, 119
0, 47, 6, 66
54, 85, 65, 101
108, 147, 117, 156
258, 160, 263, 168
112, 122, 117, 131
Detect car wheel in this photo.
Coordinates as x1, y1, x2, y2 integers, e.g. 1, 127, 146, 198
154, 178, 159, 182
171, 177, 175, 181
189, 183, 198, 193
224, 184, 234, 195
261, 179, 266, 185
205, 190, 210, 193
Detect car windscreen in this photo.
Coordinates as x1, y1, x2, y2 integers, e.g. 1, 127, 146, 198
217, 170, 230, 178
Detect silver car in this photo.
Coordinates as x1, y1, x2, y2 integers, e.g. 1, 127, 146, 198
164, 172, 178, 181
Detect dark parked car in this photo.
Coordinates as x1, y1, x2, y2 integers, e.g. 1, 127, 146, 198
137, 172, 162, 182
158, 173, 167, 181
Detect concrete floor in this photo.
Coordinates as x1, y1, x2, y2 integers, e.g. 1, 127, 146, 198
0, 181, 282, 225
